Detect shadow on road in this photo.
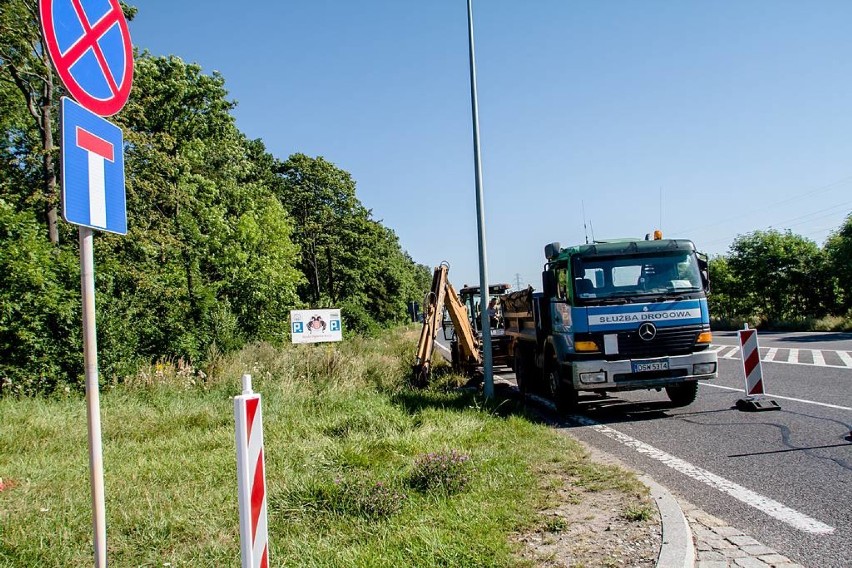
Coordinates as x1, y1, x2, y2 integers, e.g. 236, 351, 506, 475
777, 332, 852, 343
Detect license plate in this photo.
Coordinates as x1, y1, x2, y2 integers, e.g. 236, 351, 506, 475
631, 359, 669, 373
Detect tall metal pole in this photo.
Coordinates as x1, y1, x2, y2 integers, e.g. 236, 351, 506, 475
466, 0, 494, 399
80, 226, 107, 567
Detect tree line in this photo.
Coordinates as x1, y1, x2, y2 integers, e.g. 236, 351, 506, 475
707, 219, 852, 329
0, 1, 431, 395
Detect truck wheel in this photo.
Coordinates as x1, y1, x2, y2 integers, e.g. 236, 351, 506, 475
450, 341, 460, 372
665, 381, 698, 407
514, 350, 529, 395
548, 362, 578, 414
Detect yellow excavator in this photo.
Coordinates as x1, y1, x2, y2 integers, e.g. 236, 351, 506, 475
412, 263, 481, 385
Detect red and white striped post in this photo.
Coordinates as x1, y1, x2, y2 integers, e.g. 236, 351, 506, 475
235, 374, 270, 568
736, 325, 780, 412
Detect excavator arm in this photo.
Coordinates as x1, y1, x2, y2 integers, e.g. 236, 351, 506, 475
412, 264, 481, 385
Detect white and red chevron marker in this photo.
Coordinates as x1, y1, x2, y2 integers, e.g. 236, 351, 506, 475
235, 374, 269, 568
735, 325, 781, 412
738, 326, 764, 396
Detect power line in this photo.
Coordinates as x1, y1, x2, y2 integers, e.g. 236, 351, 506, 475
668, 175, 852, 237
689, 200, 852, 247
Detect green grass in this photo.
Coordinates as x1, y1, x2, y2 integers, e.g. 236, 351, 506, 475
0, 327, 646, 567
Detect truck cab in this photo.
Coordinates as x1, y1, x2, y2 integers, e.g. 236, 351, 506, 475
506, 236, 718, 412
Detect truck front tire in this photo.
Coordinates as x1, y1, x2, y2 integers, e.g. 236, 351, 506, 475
548, 362, 578, 414
665, 381, 698, 407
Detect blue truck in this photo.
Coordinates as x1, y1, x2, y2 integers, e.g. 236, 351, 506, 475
502, 234, 718, 412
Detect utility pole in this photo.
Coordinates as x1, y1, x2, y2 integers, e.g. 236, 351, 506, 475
466, 0, 493, 400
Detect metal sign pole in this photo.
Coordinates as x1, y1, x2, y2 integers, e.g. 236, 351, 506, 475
80, 226, 107, 567
467, 0, 493, 399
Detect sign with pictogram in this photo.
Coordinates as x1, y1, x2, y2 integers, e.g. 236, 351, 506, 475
40, 0, 134, 116
290, 309, 343, 344
61, 97, 126, 234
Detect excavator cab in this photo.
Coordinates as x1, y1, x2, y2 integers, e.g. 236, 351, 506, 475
456, 283, 511, 334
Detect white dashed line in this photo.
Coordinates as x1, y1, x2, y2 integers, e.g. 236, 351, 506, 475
700, 382, 852, 411
571, 414, 835, 535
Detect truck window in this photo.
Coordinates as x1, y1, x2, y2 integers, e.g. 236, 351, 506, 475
557, 268, 569, 299
612, 265, 641, 286
573, 251, 702, 303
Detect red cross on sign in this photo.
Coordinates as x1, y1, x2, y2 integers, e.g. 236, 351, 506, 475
40, 0, 134, 116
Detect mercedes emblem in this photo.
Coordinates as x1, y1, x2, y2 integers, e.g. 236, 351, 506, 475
638, 322, 657, 341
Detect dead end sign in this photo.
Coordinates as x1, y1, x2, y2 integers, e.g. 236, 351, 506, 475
40, 0, 134, 117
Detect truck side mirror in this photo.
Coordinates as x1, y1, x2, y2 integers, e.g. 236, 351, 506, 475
696, 253, 709, 293
542, 270, 557, 298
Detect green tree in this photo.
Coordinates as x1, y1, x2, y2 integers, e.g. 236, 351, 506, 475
824, 212, 852, 312
96, 54, 303, 371
727, 229, 830, 322
0, 199, 81, 394
277, 153, 430, 327
707, 255, 745, 322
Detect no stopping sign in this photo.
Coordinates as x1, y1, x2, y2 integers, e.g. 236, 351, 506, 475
40, 0, 134, 116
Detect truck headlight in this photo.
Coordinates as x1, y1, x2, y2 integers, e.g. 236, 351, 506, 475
692, 363, 716, 375
580, 371, 606, 384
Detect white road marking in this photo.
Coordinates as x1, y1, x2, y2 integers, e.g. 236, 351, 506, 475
708, 345, 726, 353
700, 382, 852, 411
435, 342, 450, 355
570, 414, 835, 534
788, 348, 799, 364
711, 345, 852, 370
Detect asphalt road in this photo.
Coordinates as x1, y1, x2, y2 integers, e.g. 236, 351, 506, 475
437, 331, 852, 568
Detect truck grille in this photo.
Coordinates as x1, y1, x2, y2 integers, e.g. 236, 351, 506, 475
614, 369, 689, 382
616, 325, 703, 358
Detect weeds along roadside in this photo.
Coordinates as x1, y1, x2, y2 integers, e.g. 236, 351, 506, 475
0, 325, 654, 566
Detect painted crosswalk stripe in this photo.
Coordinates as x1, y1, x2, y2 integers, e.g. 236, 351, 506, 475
838, 351, 852, 367
570, 414, 835, 534
812, 350, 825, 367
708, 345, 726, 353
788, 348, 799, 364
765, 347, 778, 362
723, 346, 740, 359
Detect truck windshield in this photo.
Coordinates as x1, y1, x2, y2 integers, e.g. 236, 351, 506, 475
572, 251, 703, 303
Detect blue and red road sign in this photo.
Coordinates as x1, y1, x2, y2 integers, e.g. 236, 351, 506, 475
61, 97, 126, 234
40, 0, 134, 117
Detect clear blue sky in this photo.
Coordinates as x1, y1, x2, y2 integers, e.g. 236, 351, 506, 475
130, 1, 852, 290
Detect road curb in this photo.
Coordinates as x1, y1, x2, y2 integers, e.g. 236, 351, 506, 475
524, 394, 695, 568
640, 474, 695, 568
